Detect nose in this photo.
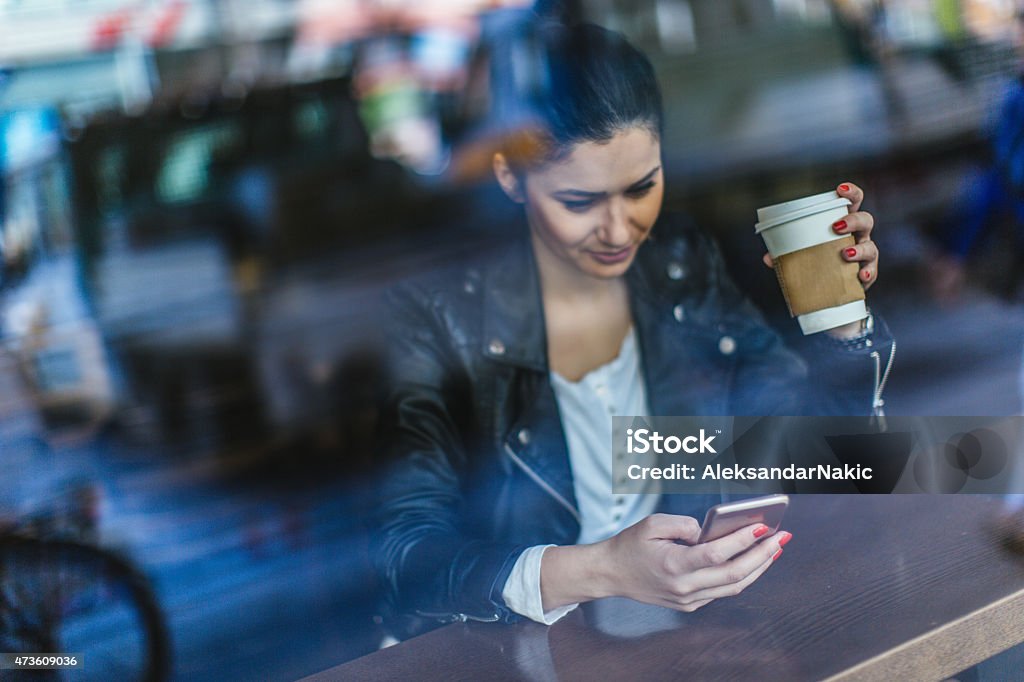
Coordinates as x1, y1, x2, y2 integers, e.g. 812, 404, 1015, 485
597, 197, 632, 247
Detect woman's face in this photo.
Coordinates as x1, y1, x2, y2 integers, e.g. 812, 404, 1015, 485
520, 127, 664, 280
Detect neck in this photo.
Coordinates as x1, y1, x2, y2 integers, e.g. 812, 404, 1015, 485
529, 230, 624, 304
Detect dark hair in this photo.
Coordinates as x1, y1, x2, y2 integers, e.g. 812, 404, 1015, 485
524, 22, 663, 160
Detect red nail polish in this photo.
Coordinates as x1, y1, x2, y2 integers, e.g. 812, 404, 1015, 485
839, 184, 850, 192
778, 532, 793, 547
772, 549, 783, 561
753, 525, 769, 538
844, 248, 856, 258
862, 270, 871, 280
833, 220, 847, 232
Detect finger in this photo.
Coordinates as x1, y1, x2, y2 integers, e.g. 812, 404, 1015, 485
840, 240, 879, 265
762, 252, 774, 268
644, 513, 702, 544
675, 598, 713, 613
837, 182, 864, 213
687, 523, 772, 570
859, 262, 876, 289
831, 211, 874, 241
685, 531, 791, 590
657, 596, 714, 612
680, 555, 775, 604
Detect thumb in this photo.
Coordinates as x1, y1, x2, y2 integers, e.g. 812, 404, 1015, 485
645, 513, 701, 543
762, 252, 774, 268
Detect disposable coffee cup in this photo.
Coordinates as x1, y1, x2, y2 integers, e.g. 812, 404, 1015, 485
755, 190, 867, 335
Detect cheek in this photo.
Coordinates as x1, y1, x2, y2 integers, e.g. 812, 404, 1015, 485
531, 199, 593, 247
634, 185, 664, 230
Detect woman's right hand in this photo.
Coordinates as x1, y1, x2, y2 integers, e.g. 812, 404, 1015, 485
541, 513, 791, 613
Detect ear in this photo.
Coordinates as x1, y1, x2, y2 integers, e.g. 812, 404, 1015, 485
492, 152, 525, 203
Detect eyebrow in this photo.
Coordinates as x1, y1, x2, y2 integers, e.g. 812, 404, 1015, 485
553, 166, 661, 199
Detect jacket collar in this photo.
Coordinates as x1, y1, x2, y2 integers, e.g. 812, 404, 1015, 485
480, 221, 667, 373
480, 227, 548, 371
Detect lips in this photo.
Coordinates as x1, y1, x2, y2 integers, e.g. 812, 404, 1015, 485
589, 245, 634, 265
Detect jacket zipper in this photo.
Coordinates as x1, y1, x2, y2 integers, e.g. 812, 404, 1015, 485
503, 443, 582, 524
870, 339, 896, 430
414, 609, 501, 623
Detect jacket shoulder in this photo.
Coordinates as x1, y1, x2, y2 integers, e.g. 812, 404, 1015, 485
385, 240, 515, 349
387, 241, 504, 305
635, 212, 723, 295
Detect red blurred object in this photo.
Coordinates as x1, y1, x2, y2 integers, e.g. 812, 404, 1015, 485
149, 0, 187, 48
91, 10, 132, 51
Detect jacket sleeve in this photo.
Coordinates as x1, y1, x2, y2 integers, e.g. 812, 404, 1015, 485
695, 228, 894, 417
371, 283, 528, 629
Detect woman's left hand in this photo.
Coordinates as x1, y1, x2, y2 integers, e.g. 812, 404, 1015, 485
762, 182, 878, 290
832, 182, 878, 289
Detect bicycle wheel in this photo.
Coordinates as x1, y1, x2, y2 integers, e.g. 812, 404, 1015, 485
0, 535, 170, 681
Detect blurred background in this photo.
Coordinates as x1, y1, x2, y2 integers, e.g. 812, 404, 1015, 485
0, 0, 1023, 679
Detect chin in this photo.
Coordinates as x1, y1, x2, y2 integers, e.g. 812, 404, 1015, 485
582, 257, 635, 279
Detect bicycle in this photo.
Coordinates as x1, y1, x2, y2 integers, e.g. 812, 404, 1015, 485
0, 490, 171, 681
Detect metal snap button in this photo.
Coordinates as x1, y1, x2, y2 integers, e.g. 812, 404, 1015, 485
517, 428, 531, 446
488, 339, 505, 355
719, 335, 736, 355
673, 304, 685, 322
667, 262, 685, 280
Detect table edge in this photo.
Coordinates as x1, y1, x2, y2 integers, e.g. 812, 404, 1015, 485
824, 583, 1024, 682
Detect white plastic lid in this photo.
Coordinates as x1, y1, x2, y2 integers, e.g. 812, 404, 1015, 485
757, 190, 840, 222
754, 196, 851, 234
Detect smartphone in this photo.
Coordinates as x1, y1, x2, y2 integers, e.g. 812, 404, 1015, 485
697, 494, 789, 544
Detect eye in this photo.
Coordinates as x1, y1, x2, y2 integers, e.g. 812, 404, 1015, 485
626, 181, 656, 198
561, 199, 595, 213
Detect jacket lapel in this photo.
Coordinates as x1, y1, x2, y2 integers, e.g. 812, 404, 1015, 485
628, 237, 728, 417
481, 233, 580, 523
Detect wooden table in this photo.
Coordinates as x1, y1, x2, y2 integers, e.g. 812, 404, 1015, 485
305, 496, 1024, 681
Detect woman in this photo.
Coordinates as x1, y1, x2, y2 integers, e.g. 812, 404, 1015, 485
373, 22, 893, 637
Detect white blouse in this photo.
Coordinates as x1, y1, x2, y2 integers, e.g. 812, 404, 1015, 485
501, 327, 660, 624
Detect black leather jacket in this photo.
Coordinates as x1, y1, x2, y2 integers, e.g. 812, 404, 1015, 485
373, 213, 894, 635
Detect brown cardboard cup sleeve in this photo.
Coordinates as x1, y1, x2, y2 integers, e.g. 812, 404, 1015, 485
773, 235, 865, 317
